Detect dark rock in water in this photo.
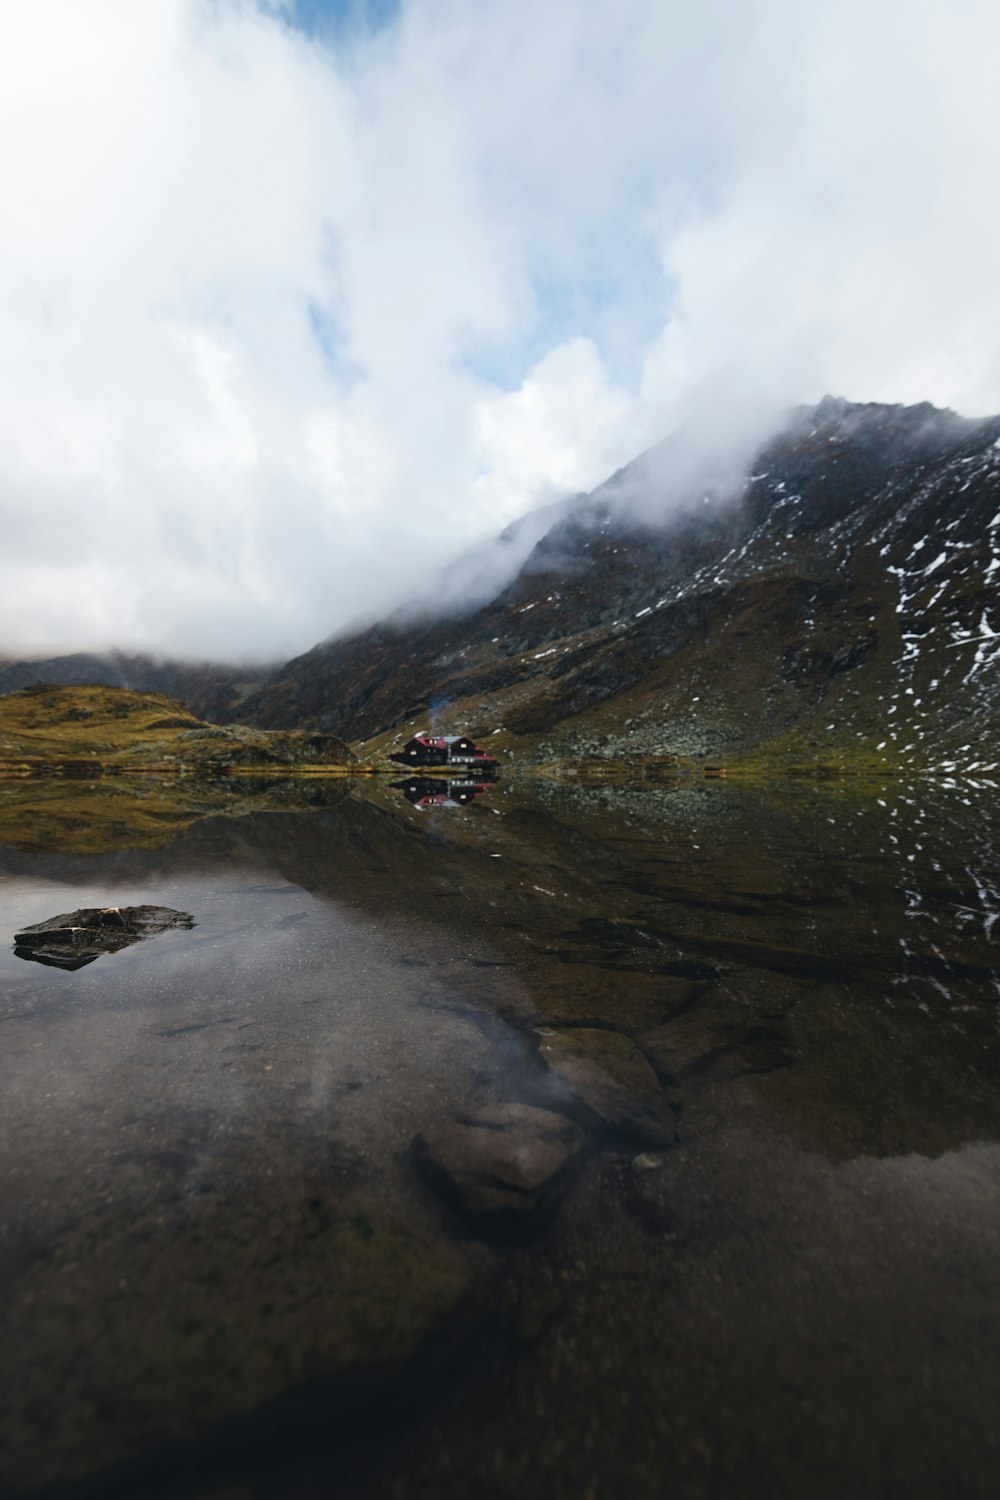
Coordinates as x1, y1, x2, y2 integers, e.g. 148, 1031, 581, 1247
0, 1193, 492, 1493
413, 1102, 585, 1242
13, 905, 194, 970
539, 1028, 676, 1148
15, 904, 193, 942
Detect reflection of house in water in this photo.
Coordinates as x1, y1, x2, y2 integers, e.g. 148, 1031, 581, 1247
389, 734, 498, 770
393, 777, 493, 810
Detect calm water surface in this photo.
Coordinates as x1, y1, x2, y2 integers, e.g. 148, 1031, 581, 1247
1, 775, 998, 1499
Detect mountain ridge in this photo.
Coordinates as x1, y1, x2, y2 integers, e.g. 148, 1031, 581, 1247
0, 651, 272, 723
229, 397, 1000, 773
3, 397, 999, 775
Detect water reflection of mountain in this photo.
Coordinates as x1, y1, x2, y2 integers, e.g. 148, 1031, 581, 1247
1, 775, 996, 1164
0, 772, 356, 854
2, 777, 999, 1497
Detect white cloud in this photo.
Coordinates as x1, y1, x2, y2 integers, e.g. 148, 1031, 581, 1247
0, 0, 998, 660
471, 339, 655, 525
642, 0, 1000, 423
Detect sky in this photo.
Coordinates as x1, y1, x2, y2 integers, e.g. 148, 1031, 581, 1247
1, 0, 999, 662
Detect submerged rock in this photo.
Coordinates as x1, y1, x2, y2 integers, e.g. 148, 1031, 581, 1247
539, 1027, 676, 1148
13, 904, 194, 970
413, 1102, 585, 1242
639, 1001, 792, 1084
0, 1193, 491, 1493
632, 1152, 665, 1174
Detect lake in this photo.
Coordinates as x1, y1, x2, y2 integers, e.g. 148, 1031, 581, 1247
1, 773, 998, 1498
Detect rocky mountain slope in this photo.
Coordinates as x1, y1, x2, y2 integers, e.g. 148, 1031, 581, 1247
230, 398, 1000, 773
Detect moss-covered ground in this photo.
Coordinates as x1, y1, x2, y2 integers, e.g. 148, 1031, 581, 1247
0, 684, 357, 775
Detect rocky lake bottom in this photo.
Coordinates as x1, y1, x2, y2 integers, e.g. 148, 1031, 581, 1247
0, 772, 998, 1499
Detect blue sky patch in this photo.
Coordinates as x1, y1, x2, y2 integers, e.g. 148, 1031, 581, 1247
307, 300, 364, 390
273, 0, 401, 44
462, 244, 673, 395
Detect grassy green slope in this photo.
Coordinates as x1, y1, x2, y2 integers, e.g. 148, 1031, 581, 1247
0, 684, 357, 775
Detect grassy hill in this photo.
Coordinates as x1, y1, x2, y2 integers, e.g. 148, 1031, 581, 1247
0, 651, 270, 722
0, 684, 357, 775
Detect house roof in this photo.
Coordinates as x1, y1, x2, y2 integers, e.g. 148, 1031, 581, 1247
413, 734, 472, 748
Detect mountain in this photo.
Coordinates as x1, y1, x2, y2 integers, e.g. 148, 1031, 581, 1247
0, 651, 272, 723
4, 398, 998, 774
232, 398, 1000, 774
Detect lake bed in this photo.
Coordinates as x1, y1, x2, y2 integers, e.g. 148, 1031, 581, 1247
1, 774, 998, 1498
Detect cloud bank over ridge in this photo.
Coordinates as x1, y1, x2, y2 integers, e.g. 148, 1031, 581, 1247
1, 0, 998, 659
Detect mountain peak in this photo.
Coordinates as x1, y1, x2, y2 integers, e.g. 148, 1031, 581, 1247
227, 396, 1000, 775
